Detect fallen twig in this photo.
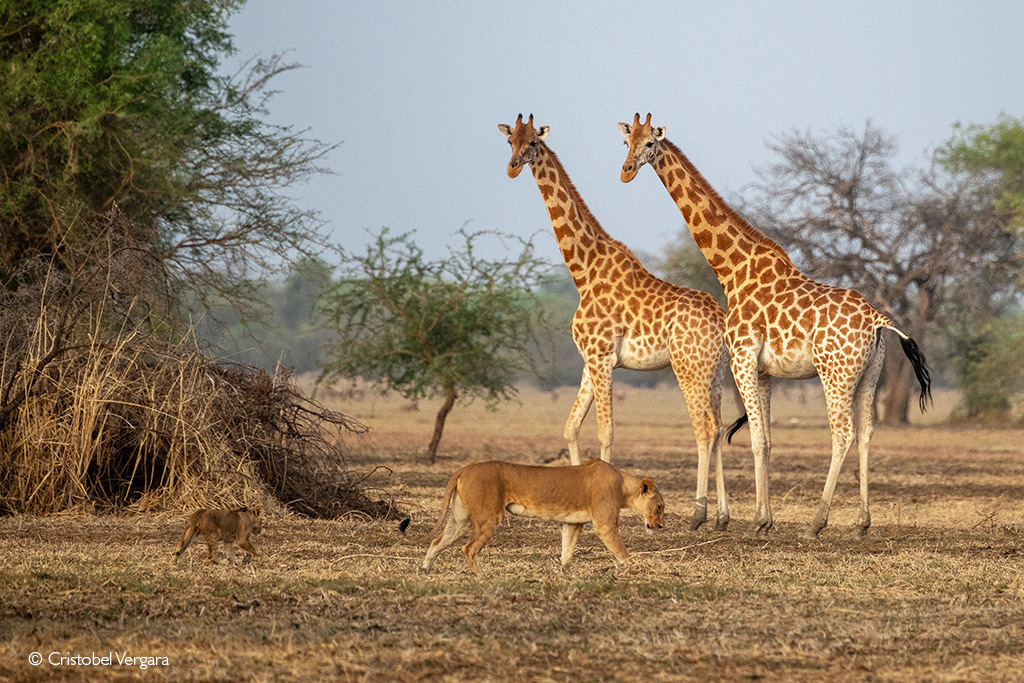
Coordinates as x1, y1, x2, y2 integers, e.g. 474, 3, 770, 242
632, 536, 726, 556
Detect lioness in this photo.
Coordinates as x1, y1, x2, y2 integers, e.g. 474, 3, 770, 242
421, 459, 664, 575
174, 507, 262, 564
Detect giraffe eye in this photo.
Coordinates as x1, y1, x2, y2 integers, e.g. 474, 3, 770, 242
645, 142, 654, 148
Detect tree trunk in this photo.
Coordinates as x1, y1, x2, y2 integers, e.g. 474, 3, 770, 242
879, 289, 932, 426
878, 347, 913, 425
426, 385, 457, 463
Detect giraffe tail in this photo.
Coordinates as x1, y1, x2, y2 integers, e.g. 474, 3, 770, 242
725, 413, 748, 444
883, 325, 933, 413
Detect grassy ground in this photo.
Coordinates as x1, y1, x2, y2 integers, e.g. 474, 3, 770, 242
2, 384, 1023, 681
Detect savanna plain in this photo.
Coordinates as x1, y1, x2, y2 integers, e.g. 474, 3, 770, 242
2, 383, 1023, 682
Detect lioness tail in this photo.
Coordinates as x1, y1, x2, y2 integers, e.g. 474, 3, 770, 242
425, 472, 461, 540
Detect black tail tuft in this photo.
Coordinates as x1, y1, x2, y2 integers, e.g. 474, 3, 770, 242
398, 517, 411, 535
899, 335, 933, 412
725, 413, 748, 444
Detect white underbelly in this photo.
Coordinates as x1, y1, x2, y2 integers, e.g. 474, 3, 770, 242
616, 337, 670, 371
505, 503, 592, 524
759, 344, 817, 379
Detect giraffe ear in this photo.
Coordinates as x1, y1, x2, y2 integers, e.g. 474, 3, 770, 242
536, 126, 549, 140
497, 123, 512, 139
617, 122, 632, 138
653, 126, 666, 141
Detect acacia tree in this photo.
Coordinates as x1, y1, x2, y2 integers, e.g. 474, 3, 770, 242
320, 228, 551, 462
736, 122, 1014, 423
0, 0, 333, 309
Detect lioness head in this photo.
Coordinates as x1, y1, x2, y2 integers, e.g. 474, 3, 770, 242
637, 478, 664, 535
238, 507, 262, 535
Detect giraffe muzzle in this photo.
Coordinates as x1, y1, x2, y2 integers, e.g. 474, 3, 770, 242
507, 161, 524, 178
621, 162, 638, 183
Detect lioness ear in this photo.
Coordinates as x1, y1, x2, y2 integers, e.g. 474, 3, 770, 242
641, 478, 656, 496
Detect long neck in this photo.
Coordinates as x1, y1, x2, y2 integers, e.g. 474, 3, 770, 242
654, 139, 800, 295
531, 143, 643, 290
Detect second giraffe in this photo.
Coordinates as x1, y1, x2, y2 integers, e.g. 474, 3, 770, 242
619, 113, 932, 538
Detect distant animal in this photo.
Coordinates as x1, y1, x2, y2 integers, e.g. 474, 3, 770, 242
420, 459, 664, 575
174, 507, 262, 564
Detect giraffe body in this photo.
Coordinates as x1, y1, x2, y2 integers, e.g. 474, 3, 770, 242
500, 114, 731, 530
620, 113, 931, 537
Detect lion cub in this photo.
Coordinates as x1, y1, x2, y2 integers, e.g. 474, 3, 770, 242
174, 507, 262, 564
421, 459, 664, 575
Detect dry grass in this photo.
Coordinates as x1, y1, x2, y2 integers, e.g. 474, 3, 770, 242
1, 240, 382, 519
2, 384, 1023, 681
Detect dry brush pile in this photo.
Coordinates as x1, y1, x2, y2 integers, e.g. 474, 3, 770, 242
0, 234, 396, 520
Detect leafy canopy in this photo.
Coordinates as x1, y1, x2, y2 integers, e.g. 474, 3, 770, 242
937, 114, 1024, 236
320, 228, 550, 407
1, 0, 332, 305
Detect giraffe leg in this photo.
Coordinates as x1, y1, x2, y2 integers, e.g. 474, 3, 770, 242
564, 367, 595, 465
675, 344, 729, 531
679, 382, 710, 531
712, 426, 729, 530
712, 351, 730, 530
757, 374, 774, 531
731, 348, 773, 535
809, 375, 858, 539
680, 380, 719, 531
853, 337, 885, 536
586, 357, 616, 462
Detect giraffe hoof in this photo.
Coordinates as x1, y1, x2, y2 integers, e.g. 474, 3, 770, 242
715, 515, 730, 532
804, 524, 823, 540
689, 502, 708, 531
858, 513, 871, 536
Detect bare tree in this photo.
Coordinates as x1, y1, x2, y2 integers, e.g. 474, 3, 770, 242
738, 122, 1013, 423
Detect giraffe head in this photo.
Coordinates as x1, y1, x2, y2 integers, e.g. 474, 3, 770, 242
498, 113, 549, 178
618, 112, 666, 183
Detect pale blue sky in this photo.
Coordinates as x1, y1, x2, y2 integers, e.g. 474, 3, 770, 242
228, 1, 1024, 266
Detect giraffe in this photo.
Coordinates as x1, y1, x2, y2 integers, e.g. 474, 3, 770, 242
619, 113, 931, 538
499, 113, 731, 530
